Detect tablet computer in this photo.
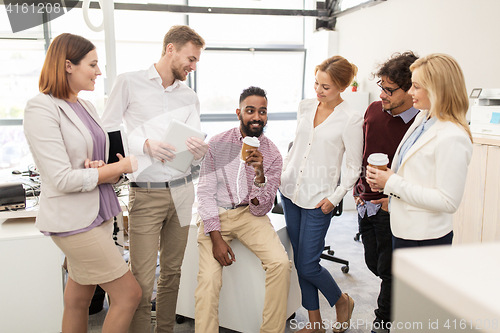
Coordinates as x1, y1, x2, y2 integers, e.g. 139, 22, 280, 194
107, 126, 129, 164
163, 119, 207, 173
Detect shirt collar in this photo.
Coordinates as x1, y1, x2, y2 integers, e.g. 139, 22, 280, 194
148, 64, 181, 92
385, 106, 420, 124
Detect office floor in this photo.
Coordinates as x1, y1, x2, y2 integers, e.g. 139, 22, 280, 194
88, 210, 381, 333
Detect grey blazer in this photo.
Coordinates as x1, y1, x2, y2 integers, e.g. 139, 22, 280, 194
24, 93, 109, 233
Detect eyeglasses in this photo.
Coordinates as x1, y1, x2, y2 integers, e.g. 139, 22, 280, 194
377, 80, 401, 96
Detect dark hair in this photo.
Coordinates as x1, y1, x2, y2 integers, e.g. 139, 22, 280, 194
161, 25, 205, 56
239, 86, 267, 104
374, 51, 418, 92
39, 33, 95, 99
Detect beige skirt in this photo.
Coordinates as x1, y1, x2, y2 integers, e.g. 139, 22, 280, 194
51, 218, 129, 285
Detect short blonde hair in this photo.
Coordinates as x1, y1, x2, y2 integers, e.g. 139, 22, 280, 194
410, 53, 472, 142
161, 25, 205, 56
39, 33, 95, 100
315, 55, 358, 90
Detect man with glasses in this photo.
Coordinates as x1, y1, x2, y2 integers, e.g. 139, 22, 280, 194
353, 51, 419, 333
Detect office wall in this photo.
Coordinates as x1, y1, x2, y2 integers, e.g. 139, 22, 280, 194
334, 0, 500, 103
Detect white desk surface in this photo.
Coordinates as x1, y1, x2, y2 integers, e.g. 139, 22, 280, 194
0, 216, 42, 240
393, 243, 500, 326
0, 215, 64, 333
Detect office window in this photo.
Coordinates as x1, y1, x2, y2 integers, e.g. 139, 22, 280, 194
196, 50, 304, 114
113, 10, 185, 74
189, 8, 305, 153
189, 13, 304, 46
0, 40, 45, 119
0, 3, 44, 38
0, 5, 46, 171
0, 2, 308, 168
0, 40, 43, 169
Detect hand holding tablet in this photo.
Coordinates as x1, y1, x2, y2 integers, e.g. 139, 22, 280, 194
162, 119, 207, 172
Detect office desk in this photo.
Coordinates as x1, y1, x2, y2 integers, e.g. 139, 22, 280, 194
393, 243, 500, 332
176, 212, 301, 333
0, 216, 64, 333
0, 198, 126, 333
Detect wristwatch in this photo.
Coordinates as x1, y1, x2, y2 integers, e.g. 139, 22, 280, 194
254, 176, 267, 188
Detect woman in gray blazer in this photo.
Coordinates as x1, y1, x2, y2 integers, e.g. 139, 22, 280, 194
366, 53, 473, 249
24, 33, 141, 333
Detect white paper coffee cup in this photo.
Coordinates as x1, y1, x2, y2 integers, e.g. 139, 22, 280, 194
241, 137, 260, 161
367, 153, 389, 170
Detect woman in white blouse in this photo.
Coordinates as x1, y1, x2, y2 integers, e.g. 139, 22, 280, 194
280, 55, 363, 333
366, 53, 473, 249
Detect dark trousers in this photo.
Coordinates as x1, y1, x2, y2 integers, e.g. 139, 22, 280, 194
393, 231, 453, 249
358, 208, 392, 325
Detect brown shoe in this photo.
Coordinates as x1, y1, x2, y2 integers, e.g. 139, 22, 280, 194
332, 293, 354, 333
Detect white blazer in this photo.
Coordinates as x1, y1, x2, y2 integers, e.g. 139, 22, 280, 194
24, 93, 109, 233
384, 110, 473, 240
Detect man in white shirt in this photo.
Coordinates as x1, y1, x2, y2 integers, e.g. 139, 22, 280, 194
102, 25, 208, 333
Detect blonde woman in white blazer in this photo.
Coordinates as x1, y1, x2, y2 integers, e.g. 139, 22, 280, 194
24, 33, 141, 333
366, 53, 473, 249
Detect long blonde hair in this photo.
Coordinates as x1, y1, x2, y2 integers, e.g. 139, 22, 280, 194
410, 53, 472, 142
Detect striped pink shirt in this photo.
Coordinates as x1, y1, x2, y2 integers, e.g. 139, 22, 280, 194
197, 127, 283, 234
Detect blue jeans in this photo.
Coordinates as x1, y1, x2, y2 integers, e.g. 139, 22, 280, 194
358, 208, 392, 325
280, 193, 342, 311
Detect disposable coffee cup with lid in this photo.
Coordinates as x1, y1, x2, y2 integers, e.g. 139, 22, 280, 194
241, 136, 260, 161
367, 153, 389, 170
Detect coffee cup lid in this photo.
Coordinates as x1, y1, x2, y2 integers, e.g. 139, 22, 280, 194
368, 153, 389, 166
242, 136, 260, 147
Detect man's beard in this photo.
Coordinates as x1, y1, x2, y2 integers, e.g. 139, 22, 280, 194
240, 116, 266, 137
381, 98, 404, 112
171, 61, 187, 81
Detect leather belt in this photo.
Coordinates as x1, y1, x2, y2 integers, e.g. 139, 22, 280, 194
130, 175, 192, 189
220, 204, 248, 210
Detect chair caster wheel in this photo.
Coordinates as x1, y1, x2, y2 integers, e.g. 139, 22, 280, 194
341, 265, 349, 273
328, 250, 335, 255
175, 314, 185, 324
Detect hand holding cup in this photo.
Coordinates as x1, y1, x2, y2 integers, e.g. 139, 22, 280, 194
366, 153, 393, 192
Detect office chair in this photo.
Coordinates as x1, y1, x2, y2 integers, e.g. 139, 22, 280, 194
273, 141, 350, 273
